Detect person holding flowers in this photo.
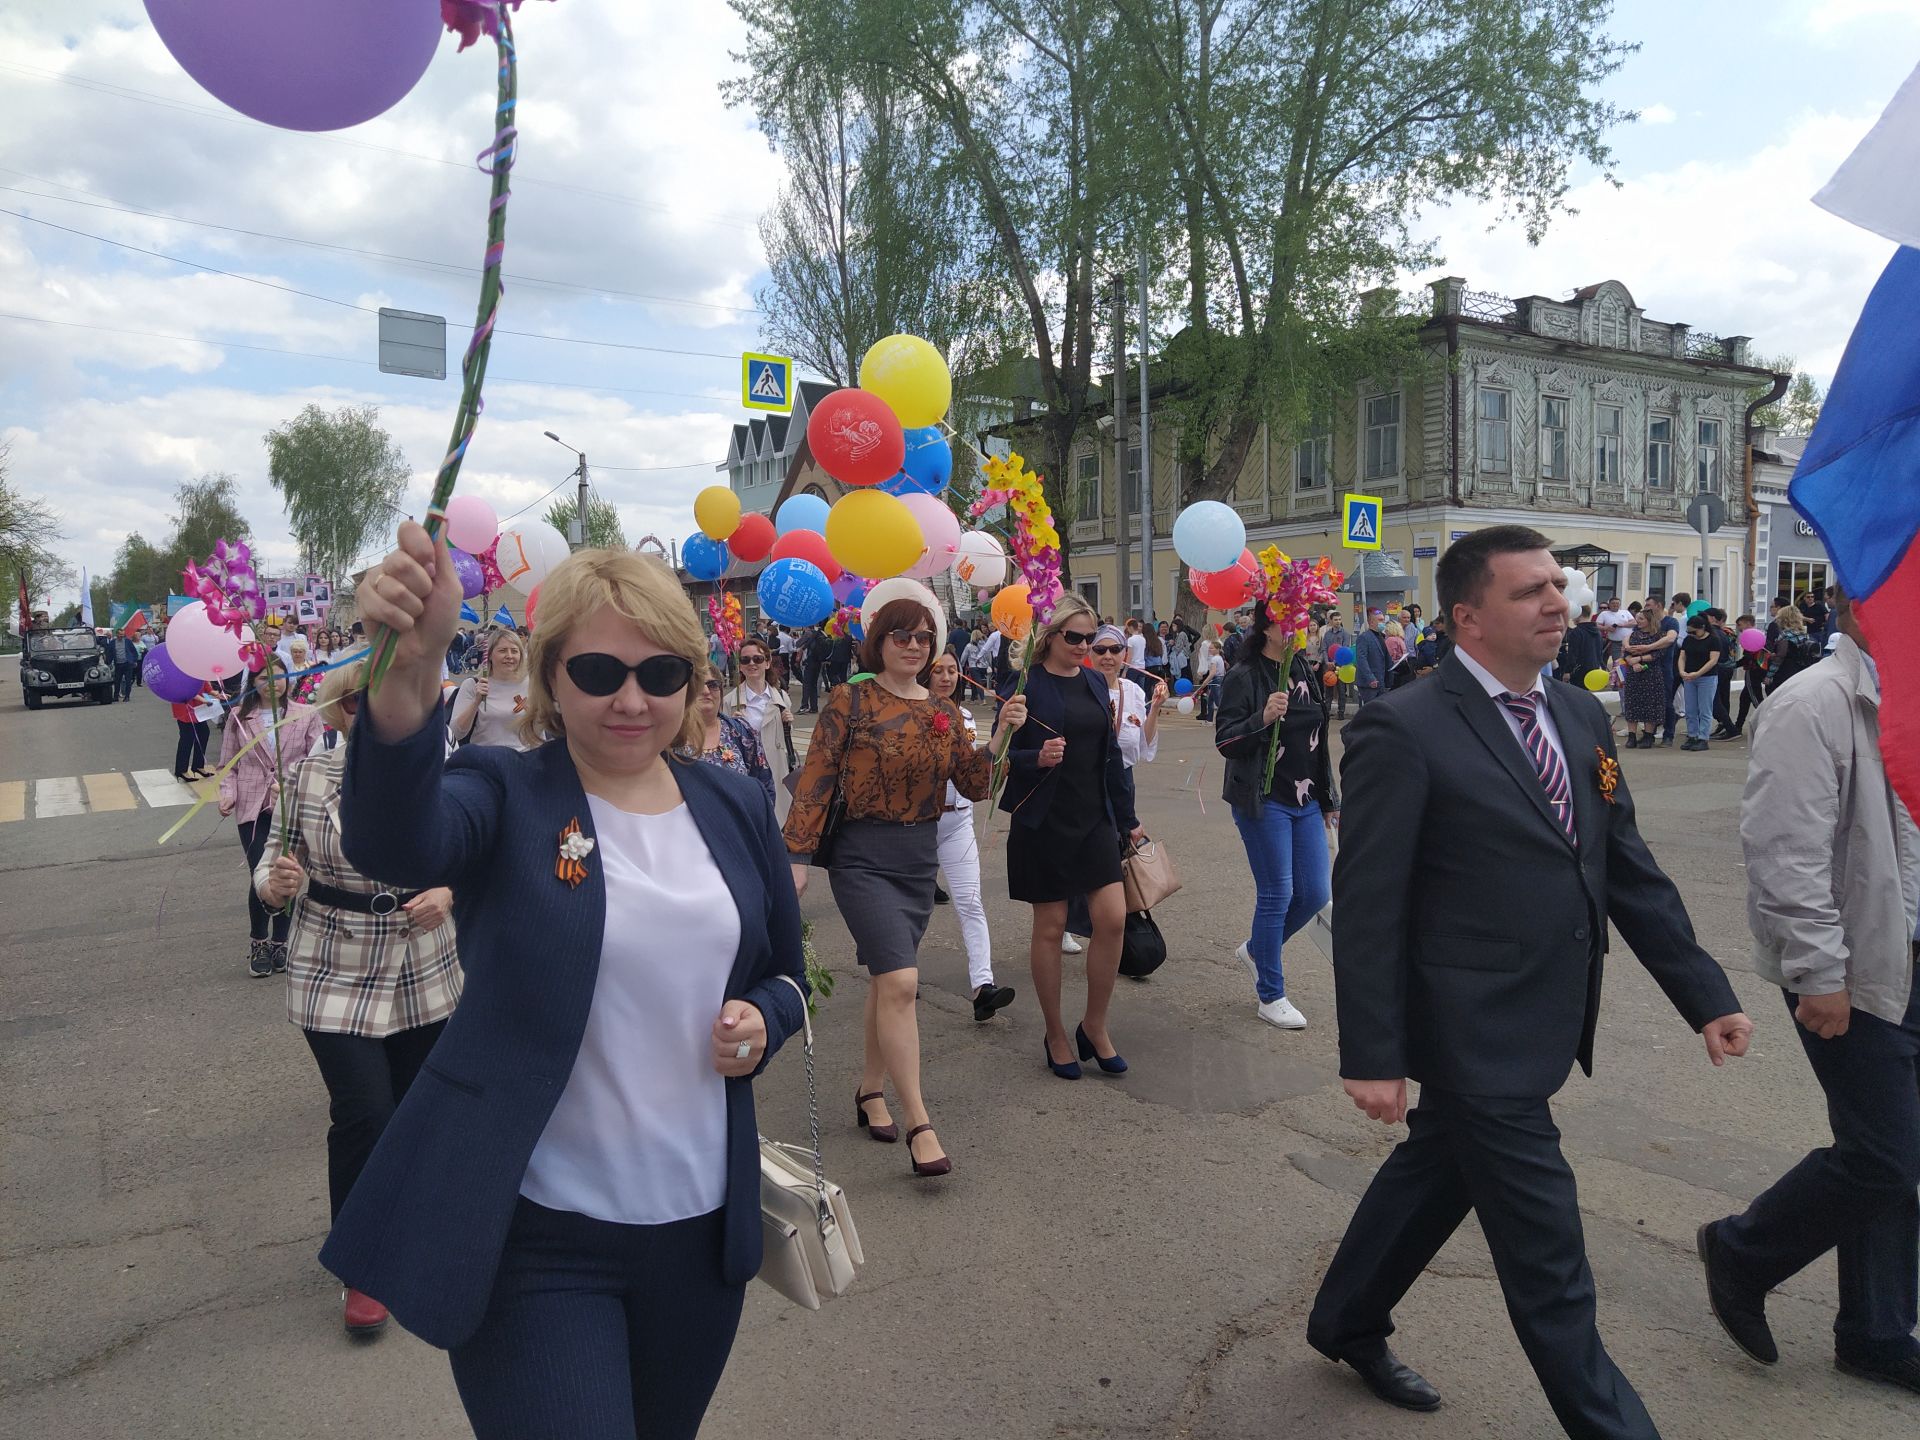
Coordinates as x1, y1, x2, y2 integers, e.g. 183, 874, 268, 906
784, 595, 1027, 1178
330, 526, 808, 1440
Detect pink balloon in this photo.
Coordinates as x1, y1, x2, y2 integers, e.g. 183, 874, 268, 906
445, 494, 500, 554
144, 0, 444, 133
901, 493, 962, 579
1739, 627, 1766, 653
164, 601, 247, 681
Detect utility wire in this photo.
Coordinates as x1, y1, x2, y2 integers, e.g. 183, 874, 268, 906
0, 207, 745, 360
0, 174, 760, 316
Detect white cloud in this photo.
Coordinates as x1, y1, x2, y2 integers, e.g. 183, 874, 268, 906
1413, 107, 1894, 381
1799, 0, 1920, 37
1638, 102, 1677, 125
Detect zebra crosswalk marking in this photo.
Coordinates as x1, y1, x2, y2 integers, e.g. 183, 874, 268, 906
82, 772, 138, 813
130, 770, 200, 809
0, 781, 24, 823
35, 777, 86, 818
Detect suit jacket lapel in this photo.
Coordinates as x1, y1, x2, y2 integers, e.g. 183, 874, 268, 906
1442, 657, 1571, 849
541, 742, 608, 990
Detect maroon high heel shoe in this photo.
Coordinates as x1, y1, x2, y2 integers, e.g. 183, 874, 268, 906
855, 1090, 897, 1143
905, 1124, 952, 1178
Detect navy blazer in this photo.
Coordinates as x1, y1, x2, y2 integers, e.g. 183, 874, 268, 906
996, 666, 1139, 834
320, 716, 807, 1350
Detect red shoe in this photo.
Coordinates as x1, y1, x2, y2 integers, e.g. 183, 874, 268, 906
343, 1287, 389, 1338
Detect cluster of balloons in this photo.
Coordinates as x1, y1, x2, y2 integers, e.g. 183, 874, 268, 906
682, 335, 1013, 630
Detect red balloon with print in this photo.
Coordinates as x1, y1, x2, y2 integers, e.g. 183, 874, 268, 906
805, 388, 906, 488
768, 527, 841, 582
727, 512, 777, 563
1189, 549, 1260, 609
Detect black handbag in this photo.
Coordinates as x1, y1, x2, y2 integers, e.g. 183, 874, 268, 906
1119, 909, 1167, 978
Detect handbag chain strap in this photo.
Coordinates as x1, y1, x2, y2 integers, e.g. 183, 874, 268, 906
770, 973, 832, 1229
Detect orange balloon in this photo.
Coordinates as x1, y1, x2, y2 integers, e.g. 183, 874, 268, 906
990, 582, 1033, 641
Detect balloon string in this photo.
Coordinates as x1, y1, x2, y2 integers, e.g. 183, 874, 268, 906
368, 2, 517, 695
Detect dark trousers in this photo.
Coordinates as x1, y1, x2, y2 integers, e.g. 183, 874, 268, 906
1308, 1088, 1659, 1439
1712, 668, 1736, 729
801, 665, 820, 711
236, 811, 290, 944
1659, 661, 1678, 741
301, 1022, 445, 1219
173, 720, 208, 777
1715, 978, 1920, 1363
449, 1199, 746, 1440
1731, 666, 1764, 733
115, 662, 137, 700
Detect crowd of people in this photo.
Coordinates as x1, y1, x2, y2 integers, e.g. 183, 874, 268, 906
166, 516, 1915, 1440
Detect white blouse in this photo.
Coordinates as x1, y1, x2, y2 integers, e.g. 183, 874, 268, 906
1105, 677, 1159, 768
518, 797, 740, 1225
942, 707, 981, 815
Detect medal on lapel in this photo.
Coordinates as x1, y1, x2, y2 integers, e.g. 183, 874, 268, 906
1595, 747, 1620, 806
556, 818, 595, 887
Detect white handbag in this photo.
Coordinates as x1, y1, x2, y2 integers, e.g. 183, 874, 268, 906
757, 974, 864, 1309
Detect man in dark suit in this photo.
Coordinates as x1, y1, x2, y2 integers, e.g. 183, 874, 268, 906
1305, 525, 1754, 1437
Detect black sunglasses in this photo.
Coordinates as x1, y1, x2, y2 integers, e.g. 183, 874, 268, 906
1061, 629, 1096, 646
1090, 642, 1124, 656
739, 653, 767, 664
888, 628, 935, 648
563, 652, 695, 698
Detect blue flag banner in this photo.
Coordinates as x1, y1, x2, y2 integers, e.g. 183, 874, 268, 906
493, 605, 514, 627
460, 602, 480, 623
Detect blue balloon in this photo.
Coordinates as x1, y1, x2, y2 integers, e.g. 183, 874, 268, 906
757, 558, 835, 626
775, 493, 831, 535
1333, 645, 1355, 666
1172, 500, 1247, 573
1173, 677, 1194, 696
683, 532, 730, 582
879, 427, 952, 496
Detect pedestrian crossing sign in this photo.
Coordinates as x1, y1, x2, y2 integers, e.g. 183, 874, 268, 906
1343, 493, 1383, 550
742, 352, 794, 413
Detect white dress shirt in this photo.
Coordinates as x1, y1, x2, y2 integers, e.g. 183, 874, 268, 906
1104, 677, 1159, 767
1453, 645, 1568, 776
519, 797, 739, 1225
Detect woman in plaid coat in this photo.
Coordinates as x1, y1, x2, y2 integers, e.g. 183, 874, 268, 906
255, 659, 461, 1340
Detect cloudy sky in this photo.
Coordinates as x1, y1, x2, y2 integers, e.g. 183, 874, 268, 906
1, 0, 1911, 601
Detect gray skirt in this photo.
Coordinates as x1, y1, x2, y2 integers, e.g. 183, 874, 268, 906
827, 819, 939, 975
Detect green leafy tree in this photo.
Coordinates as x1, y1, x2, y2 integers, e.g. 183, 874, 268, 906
106, 532, 175, 609
545, 495, 629, 550
265, 404, 409, 582
0, 443, 75, 607
1750, 359, 1823, 437
166, 473, 253, 573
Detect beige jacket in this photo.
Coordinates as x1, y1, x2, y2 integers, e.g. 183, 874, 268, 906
1740, 634, 1918, 1023
725, 680, 793, 823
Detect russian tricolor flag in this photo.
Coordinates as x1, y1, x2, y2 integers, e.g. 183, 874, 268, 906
1790, 64, 1920, 816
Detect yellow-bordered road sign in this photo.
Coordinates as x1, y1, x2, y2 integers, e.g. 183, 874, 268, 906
1343, 493, 1383, 550
742, 352, 794, 412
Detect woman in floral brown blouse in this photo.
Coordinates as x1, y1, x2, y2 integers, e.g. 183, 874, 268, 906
784, 596, 1028, 1179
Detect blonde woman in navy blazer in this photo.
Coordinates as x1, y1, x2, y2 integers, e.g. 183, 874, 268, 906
330, 523, 807, 1440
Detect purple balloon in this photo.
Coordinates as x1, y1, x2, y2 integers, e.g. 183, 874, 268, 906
143, 643, 201, 703
830, 572, 869, 606
144, 0, 444, 133
450, 546, 486, 598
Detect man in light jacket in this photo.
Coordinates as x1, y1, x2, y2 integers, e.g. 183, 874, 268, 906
1699, 583, 1920, 1397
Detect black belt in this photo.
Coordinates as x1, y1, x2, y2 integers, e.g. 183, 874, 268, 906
306, 879, 419, 916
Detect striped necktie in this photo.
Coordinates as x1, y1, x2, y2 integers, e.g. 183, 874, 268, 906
1497, 691, 1577, 844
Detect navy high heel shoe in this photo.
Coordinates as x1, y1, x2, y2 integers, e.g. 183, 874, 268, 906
1044, 1039, 1082, 1080
1076, 1024, 1128, 1074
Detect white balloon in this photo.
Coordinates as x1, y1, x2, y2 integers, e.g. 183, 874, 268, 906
950, 530, 1008, 589
1176, 695, 1196, 715
497, 521, 571, 592
1561, 566, 1596, 614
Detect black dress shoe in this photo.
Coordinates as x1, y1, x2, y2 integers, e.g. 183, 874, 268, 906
1837, 1349, 1920, 1395
934, 884, 950, 904
1697, 1222, 1778, 1364
1333, 1346, 1441, 1412
972, 983, 1015, 1022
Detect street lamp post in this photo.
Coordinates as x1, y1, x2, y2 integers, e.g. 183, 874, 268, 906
544, 430, 589, 550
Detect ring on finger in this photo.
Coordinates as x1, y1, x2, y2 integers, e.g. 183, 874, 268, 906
733, 1040, 752, 1060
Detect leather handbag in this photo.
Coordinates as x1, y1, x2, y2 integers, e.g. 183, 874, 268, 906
757, 975, 864, 1310
1119, 909, 1167, 978
1121, 834, 1182, 913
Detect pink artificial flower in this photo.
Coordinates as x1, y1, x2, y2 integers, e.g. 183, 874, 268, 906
442, 0, 527, 52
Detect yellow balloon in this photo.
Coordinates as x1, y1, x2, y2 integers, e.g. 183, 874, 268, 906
826, 489, 924, 579
1584, 668, 1611, 691
859, 334, 952, 429
694, 485, 741, 541
1337, 664, 1357, 683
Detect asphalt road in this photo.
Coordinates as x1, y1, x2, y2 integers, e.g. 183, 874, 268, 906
2, 665, 1914, 1439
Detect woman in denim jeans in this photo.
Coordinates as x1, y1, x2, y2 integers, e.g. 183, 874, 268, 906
1214, 602, 1337, 1030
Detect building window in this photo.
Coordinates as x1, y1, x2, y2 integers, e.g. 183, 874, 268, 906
1595, 405, 1621, 485
1074, 452, 1100, 525
1697, 418, 1722, 493
1295, 427, 1330, 491
1123, 444, 1143, 516
1541, 396, 1569, 480
1478, 389, 1510, 470
1075, 577, 1101, 613
1364, 392, 1400, 480
1647, 415, 1673, 488
1128, 579, 1143, 616
1775, 559, 1828, 604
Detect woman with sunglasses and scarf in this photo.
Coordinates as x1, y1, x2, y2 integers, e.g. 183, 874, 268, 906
688, 670, 775, 810
722, 636, 793, 821
1000, 595, 1144, 1079
785, 595, 1028, 1179
332, 530, 807, 1440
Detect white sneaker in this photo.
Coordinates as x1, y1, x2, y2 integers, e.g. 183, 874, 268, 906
1061, 933, 1084, 955
1236, 940, 1257, 982
1257, 996, 1308, 1029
